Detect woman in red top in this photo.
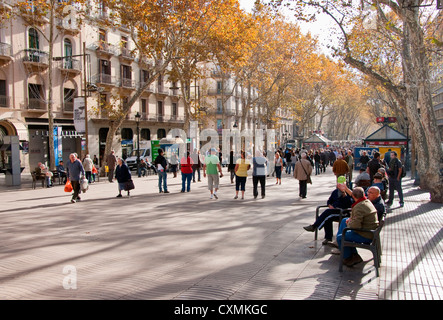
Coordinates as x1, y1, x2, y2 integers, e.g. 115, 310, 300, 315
180, 152, 194, 193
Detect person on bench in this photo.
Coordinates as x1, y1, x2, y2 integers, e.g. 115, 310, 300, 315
303, 182, 354, 246
335, 187, 379, 267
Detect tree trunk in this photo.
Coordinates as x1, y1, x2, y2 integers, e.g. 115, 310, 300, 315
47, 4, 55, 170
402, 5, 443, 202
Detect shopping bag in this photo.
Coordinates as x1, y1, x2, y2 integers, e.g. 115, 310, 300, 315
64, 180, 73, 193
81, 177, 89, 193
92, 166, 98, 174
124, 179, 135, 191
105, 165, 109, 173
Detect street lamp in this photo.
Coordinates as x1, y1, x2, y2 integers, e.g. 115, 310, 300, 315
135, 112, 141, 177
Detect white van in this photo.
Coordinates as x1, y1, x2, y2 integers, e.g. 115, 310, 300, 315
125, 141, 152, 170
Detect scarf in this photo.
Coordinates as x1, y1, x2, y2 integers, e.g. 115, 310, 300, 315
351, 196, 367, 208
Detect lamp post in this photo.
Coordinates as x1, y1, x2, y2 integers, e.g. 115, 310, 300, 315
135, 112, 141, 177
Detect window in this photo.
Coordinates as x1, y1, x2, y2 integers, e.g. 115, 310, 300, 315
217, 99, 222, 113
141, 70, 149, 84
158, 74, 163, 87
121, 36, 128, 49
28, 83, 44, 109
157, 129, 166, 139
0, 79, 7, 108
64, 38, 73, 69
98, 29, 106, 43
99, 93, 108, 117
157, 101, 163, 116
172, 102, 178, 118
121, 128, 133, 140
63, 88, 76, 112
28, 28, 39, 49
217, 81, 222, 94
141, 98, 148, 115
140, 128, 150, 141
121, 65, 131, 80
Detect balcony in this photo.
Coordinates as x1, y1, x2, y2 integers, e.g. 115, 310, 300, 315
93, 73, 116, 87
59, 58, 82, 76
56, 18, 80, 35
120, 78, 136, 89
119, 47, 134, 62
140, 113, 158, 121
139, 82, 155, 93
0, 0, 13, 11
169, 115, 184, 123
27, 98, 46, 111
155, 86, 169, 95
95, 41, 116, 57
0, 42, 12, 63
22, 49, 49, 70
207, 88, 232, 96
0, 95, 10, 108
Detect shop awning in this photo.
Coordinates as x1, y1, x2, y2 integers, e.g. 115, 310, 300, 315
0, 113, 29, 141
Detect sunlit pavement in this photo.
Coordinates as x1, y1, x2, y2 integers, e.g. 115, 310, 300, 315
0, 169, 442, 300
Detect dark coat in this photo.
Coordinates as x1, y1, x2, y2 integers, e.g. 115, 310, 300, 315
327, 189, 354, 209
115, 162, 131, 183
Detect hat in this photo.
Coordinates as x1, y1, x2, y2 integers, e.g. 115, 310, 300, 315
210, 148, 217, 153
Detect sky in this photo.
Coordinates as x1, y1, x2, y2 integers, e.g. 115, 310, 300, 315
239, 0, 340, 56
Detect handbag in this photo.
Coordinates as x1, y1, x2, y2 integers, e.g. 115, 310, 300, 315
124, 179, 135, 191
64, 179, 73, 193
300, 161, 312, 184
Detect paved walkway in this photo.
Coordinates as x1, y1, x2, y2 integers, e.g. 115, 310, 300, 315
0, 169, 441, 300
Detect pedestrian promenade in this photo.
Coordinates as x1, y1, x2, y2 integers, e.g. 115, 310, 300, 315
0, 169, 441, 300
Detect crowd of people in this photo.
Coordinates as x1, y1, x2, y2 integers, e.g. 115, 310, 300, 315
36, 143, 405, 270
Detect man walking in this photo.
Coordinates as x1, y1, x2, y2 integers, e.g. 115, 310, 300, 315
66, 153, 85, 203
252, 151, 267, 199
83, 154, 93, 184
155, 148, 169, 193
203, 148, 223, 199
293, 153, 313, 199
386, 151, 404, 207
106, 150, 117, 182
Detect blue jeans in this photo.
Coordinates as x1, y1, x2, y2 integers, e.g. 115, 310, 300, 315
336, 218, 371, 259
181, 172, 192, 192
158, 171, 168, 192
315, 162, 321, 175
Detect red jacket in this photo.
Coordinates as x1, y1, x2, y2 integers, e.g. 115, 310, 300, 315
180, 156, 194, 174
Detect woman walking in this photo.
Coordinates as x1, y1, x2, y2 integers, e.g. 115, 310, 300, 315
274, 151, 283, 185
180, 152, 194, 193
115, 158, 132, 197
234, 151, 250, 199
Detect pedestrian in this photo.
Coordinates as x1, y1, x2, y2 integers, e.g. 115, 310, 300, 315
252, 150, 267, 199
345, 150, 354, 187
228, 150, 236, 184
285, 149, 292, 174
293, 153, 313, 199
57, 160, 67, 184
234, 151, 250, 200
314, 151, 321, 175
154, 148, 169, 193
170, 152, 178, 178
66, 153, 85, 203
367, 152, 383, 182
93, 154, 99, 166
191, 149, 201, 182
180, 152, 194, 193
106, 150, 117, 182
115, 158, 132, 197
83, 154, 93, 184
386, 151, 404, 207
359, 151, 370, 171
290, 150, 297, 175
274, 151, 283, 185
203, 147, 223, 199
332, 155, 349, 180
320, 149, 328, 173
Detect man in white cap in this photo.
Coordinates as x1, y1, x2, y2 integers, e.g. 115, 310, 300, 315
203, 147, 224, 199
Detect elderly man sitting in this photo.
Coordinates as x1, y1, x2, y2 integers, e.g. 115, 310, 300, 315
335, 187, 379, 267
303, 183, 354, 246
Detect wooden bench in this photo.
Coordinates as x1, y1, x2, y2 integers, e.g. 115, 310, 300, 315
339, 214, 386, 277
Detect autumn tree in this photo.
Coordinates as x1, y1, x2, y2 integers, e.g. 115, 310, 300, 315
272, 0, 443, 202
